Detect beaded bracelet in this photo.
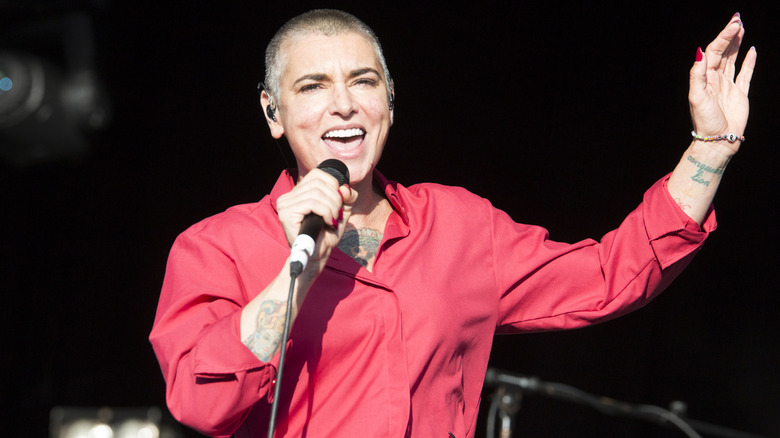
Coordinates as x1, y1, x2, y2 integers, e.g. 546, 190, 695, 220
691, 131, 745, 143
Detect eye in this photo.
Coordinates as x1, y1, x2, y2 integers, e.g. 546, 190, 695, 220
353, 77, 378, 87
299, 83, 322, 93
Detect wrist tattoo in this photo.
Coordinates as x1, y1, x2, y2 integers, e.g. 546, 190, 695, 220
338, 227, 383, 268
687, 155, 725, 186
243, 299, 285, 361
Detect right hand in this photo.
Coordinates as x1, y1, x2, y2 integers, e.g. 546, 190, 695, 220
276, 169, 358, 274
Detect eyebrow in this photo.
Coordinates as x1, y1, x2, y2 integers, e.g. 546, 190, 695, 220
292, 68, 382, 87
349, 67, 381, 79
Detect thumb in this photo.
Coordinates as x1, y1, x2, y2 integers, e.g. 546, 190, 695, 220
338, 184, 359, 223
341, 184, 359, 205
688, 46, 708, 104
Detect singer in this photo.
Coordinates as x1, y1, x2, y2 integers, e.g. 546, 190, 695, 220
149, 9, 756, 438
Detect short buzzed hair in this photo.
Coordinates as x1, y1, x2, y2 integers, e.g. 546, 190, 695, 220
264, 9, 393, 103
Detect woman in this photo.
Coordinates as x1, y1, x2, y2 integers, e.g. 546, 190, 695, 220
150, 9, 755, 438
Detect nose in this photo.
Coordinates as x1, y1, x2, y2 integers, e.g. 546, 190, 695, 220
328, 84, 358, 117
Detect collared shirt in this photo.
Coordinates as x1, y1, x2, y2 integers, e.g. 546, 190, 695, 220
150, 169, 715, 437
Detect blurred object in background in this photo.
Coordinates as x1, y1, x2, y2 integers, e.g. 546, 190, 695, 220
50, 406, 184, 438
0, 8, 110, 166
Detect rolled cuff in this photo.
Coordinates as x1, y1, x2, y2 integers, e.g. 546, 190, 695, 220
645, 174, 717, 269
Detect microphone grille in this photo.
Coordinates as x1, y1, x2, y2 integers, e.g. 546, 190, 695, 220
317, 159, 349, 186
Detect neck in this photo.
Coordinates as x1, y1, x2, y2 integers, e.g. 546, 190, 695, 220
350, 173, 385, 216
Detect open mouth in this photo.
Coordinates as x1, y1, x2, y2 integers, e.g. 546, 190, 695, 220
322, 128, 366, 152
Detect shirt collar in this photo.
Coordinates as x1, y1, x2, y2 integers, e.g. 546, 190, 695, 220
373, 169, 410, 226
268, 169, 297, 214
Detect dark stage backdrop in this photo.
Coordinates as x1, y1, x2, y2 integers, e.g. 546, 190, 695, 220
2, 1, 777, 437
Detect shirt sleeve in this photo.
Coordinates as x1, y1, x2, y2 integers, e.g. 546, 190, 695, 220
493, 174, 716, 332
149, 214, 287, 437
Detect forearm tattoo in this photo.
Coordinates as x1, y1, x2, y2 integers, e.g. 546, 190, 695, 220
243, 299, 285, 361
338, 227, 383, 268
674, 197, 692, 212
687, 155, 725, 186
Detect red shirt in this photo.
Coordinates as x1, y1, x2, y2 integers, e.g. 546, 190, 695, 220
150, 170, 714, 437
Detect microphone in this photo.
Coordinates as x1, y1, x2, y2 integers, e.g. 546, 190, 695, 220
289, 159, 349, 276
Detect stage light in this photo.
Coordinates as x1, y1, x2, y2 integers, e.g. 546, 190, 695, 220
0, 12, 110, 166
59, 420, 112, 438
0, 76, 12, 91
115, 419, 160, 438
49, 407, 176, 438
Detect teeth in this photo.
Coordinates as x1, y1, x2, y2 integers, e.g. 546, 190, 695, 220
324, 128, 365, 138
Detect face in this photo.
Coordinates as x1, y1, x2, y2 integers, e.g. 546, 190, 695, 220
264, 32, 393, 186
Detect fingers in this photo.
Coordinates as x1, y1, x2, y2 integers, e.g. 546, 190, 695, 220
736, 46, 757, 96
337, 183, 359, 209
721, 26, 744, 81
292, 170, 343, 224
277, 169, 354, 243
691, 13, 755, 100
705, 14, 743, 76
335, 184, 358, 231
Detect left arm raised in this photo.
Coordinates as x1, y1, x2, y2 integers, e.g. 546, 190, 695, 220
667, 13, 757, 224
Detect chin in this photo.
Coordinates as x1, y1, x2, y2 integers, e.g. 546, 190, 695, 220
344, 162, 375, 185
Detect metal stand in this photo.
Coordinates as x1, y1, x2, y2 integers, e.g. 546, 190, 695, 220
484, 368, 773, 438
487, 384, 522, 438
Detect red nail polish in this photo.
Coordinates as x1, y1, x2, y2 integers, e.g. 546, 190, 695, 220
332, 218, 339, 227
338, 207, 343, 222
696, 47, 703, 62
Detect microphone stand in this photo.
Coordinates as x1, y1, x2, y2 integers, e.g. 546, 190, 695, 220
267, 268, 300, 438
484, 368, 773, 438
486, 384, 522, 438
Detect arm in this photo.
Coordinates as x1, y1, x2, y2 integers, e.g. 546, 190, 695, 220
667, 13, 756, 224
240, 171, 356, 361
495, 15, 756, 332
149, 170, 355, 436
495, 175, 713, 333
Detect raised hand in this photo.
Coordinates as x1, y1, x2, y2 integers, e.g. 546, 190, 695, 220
666, 14, 758, 224
688, 13, 757, 157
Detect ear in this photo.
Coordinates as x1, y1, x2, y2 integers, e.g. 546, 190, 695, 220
388, 80, 395, 127
260, 89, 285, 139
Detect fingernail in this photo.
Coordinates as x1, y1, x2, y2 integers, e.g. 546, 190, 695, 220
338, 207, 343, 222
696, 46, 703, 63
731, 12, 742, 27
332, 218, 339, 227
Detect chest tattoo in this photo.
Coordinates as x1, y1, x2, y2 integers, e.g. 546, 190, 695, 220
338, 227, 383, 268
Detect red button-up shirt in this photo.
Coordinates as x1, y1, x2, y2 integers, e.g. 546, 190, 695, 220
150, 170, 714, 437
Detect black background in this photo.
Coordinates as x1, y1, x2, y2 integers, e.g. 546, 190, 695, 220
2, 1, 778, 437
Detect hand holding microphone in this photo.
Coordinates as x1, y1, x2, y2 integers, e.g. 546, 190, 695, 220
276, 159, 355, 276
